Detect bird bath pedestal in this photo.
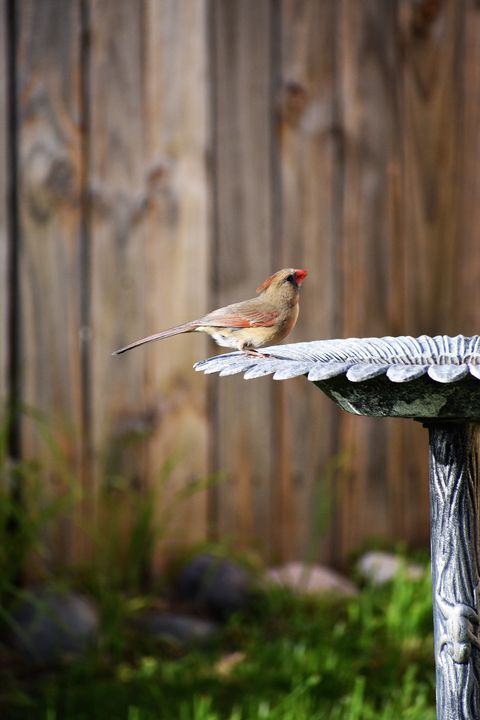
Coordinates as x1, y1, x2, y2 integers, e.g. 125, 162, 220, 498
195, 335, 480, 720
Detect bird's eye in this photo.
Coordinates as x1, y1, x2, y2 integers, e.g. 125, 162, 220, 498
285, 273, 294, 283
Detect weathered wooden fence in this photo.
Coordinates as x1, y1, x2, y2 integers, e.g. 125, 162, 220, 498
1, 0, 479, 571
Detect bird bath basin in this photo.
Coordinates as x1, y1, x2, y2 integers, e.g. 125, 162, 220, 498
195, 334, 480, 419
195, 335, 480, 720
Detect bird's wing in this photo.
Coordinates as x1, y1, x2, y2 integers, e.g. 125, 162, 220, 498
199, 301, 279, 328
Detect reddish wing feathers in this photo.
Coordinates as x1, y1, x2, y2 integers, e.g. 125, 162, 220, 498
199, 303, 279, 328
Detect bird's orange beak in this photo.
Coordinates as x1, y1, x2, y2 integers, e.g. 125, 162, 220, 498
294, 269, 308, 286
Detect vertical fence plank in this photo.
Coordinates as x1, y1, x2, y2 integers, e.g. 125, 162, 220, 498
0, 0, 8, 405
88, 0, 151, 570
277, 0, 340, 561
399, 0, 465, 549
454, 0, 480, 334
17, 0, 83, 567
89, 0, 209, 572
143, 0, 209, 566
334, 0, 418, 561
211, 0, 275, 556
88, 0, 151, 574
400, 0, 464, 336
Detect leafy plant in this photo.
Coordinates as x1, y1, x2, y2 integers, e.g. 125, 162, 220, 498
0, 408, 436, 719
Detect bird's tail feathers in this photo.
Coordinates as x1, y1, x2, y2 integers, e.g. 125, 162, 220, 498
112, 322, 197, 355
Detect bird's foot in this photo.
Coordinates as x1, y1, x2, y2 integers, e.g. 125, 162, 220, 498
243, 349, 270, 359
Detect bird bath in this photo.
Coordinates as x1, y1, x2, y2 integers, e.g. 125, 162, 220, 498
195, 335, 480, 720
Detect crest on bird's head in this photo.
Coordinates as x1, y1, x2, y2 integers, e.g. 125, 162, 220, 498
256, 268, 308, 293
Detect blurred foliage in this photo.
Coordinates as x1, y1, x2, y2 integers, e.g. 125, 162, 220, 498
0, 568, 435, 719
0, 410, 435, 718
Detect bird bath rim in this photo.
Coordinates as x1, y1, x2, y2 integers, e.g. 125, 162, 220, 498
194, 335, 480, 420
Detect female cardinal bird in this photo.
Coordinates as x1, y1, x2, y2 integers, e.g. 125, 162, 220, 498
112, 268, 307, 356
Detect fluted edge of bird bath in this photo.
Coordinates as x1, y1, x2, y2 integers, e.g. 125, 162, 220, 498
194, 334, 480, 420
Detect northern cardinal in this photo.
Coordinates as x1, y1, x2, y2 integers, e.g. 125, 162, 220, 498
112, 268, 307, 356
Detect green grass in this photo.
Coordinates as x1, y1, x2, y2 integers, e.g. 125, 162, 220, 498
0, 410, 436, 718
0, 567, 436, 720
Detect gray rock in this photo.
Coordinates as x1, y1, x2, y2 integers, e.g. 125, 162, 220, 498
266, 562, 357, 597
137, 612, 218, 649
7, 588, 99, 665
175, 554, 255, 620
356, 551, 425, 585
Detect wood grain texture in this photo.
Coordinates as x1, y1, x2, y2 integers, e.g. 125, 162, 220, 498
88, 0, 150, 566
0, 0, 8, 405
7, 0, 480, 570
143, 0, 209, 566
400, 0, 464, 335
89, 0, 209, 570
278, 0, 339, 561
17, 0, 83, 566
455, 0, 480, 334
335, 0, 411, 560
397, 0, 466, 554
211, 0, 275, 556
